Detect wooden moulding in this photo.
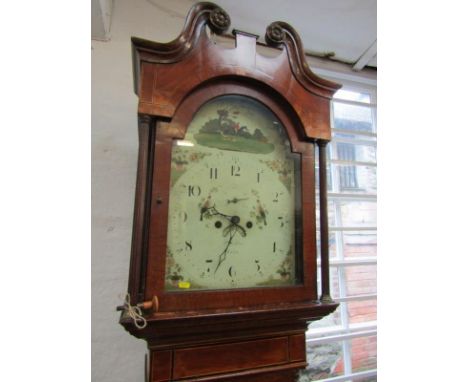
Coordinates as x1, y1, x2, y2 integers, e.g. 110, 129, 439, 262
127, 114, 155, 305
120, 300, 338, 346
131, 1, 341, 141
149, 334, 308, 382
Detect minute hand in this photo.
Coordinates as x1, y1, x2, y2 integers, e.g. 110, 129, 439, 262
214, 225, 237, 274
214, 221, 246, 273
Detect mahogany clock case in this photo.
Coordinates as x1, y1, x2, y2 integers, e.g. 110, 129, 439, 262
119, 2, 341, 381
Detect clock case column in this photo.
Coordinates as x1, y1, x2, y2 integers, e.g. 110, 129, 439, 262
128, 114, 155, 306
120, 2, 342, 381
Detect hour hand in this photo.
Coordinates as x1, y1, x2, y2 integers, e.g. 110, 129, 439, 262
227, 197, 248, 204
200, 205, 222, 221
201, 205, 233, 223
215, 226, 237, 273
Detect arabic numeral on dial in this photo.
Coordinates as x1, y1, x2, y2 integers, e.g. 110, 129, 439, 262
179, 211, 188, 222
188, 185, 201, 197
273, 242, 276, 253
185, 241, 193, 251
210, 168, 218, 179
231, 165, 240, 177
273, 192, 279, 203
255, 260, 261, 272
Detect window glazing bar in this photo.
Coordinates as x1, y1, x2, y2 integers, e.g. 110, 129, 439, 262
332, 137, 377, 147
307, 322, 377, 338
306, 329, 377, 344
328, 258, 377, 266
328, 226, 376, 232
326, 193, 377, 201
335, 294, 377, 302
311, 369, 377, 382
332, 98, 377, 108
332, 128, 377, 138
349, 321, 377, 331
331, 159, 377, 167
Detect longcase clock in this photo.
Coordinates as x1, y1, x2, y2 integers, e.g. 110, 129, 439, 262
118, 2, 342, 381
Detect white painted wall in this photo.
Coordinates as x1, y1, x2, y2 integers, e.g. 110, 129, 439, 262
91, 1, 376, 381
92, 1, 197, 380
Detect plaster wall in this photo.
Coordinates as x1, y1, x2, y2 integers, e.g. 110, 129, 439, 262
92, 1, 197, 381
91, 1, 376, 381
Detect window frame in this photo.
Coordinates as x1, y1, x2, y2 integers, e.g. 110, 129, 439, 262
304, 70, 377, 382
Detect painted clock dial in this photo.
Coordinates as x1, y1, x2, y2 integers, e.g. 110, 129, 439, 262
164, 95, 302, 291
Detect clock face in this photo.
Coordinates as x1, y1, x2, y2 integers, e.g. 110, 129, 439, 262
164, 95, 302, 291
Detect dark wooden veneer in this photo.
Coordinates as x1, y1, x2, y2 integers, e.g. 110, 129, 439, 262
120, 2, 341, 381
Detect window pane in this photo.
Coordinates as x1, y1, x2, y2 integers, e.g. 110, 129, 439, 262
299, 340, 345, 381
338, 164, 359, 189
338, 200, 377, 227
332, 142, 376, 163
334, 89, 371, 104
336, 142, 356, 161
318, 232, 377, 260
317, 232, 338, 259
332, 164, 377, 194
348, 298, 377, 324
351, 335, 377, 373
319, 200, 377, 228
329, 232, 338, 259
343, 231, 377, 258
332, 132, 377, 145
344, 265, 377, 297
333, 103, 374, 133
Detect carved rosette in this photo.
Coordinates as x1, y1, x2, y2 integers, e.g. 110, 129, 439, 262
208, 6, 231, 34
264, 21, 342, 97
265, 22, 285, 47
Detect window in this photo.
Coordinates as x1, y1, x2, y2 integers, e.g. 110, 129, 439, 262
336, 143, 358, 189
299, 82, 377, 382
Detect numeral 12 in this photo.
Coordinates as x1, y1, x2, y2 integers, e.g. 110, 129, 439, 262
231, 165, 240, 177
